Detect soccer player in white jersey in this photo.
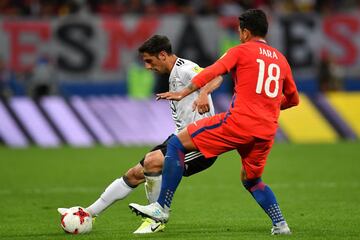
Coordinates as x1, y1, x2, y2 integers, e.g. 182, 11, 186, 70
58, 35, 222, 234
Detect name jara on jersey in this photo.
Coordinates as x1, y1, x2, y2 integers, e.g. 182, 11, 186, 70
259, 47, 278, 59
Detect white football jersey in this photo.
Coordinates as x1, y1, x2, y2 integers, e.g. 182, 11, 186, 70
169, 58, 215, 134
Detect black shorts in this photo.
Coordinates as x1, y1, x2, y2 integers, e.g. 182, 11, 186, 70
140, 135, 217, 177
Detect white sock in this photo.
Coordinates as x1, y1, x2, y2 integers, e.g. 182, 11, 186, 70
86, 177, 133, 216
144, 174, 162, 203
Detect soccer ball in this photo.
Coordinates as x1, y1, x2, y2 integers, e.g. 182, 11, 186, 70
57, 206, 92, 234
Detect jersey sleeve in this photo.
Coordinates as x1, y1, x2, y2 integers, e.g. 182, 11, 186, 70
281, 62, 299, 110
191, 47, 240, 88
216, 47, 240, 72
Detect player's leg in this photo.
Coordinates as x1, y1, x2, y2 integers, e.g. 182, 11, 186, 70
153, 115, 228, 209
134, 150, 216, 233
239, 139, 290, 235
143, 148, 217, 202
134, 151, 217, 232
129, 114, 229, 221
87, 138, 171, 217
129, 129, 196, 222
142, 150, 164, 203
134, 149, 170, 234
131, 135, 186, 233
156, 129, 196, 208
86, 163, 144, 216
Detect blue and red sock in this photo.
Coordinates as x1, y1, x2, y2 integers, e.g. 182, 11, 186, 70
243, 178, 285, 225
157, 135, 186, 208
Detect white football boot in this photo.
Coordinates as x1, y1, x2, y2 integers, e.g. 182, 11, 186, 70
129, 202, 169, 223
133, 218, 166, 234
271, 221, 291, 235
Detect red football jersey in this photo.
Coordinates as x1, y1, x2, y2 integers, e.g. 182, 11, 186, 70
192, 40, 299, 140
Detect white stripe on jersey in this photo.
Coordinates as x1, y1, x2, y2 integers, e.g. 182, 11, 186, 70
184, 151, 203, 162
185, 151, 202, 158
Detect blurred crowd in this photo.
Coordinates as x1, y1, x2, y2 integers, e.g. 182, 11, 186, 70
0, 0, 353, 99
0, 0, 359, 17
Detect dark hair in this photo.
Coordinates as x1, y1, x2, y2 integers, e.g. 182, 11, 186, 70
138, 35, 173, 56
239, 9, 268, 37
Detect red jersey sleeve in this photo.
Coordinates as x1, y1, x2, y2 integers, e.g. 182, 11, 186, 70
192, 47, 240, 88
217, 47, 240, 72
281, 62, 299, 110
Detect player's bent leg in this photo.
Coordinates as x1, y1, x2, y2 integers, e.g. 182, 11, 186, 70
133, 150, 166, 234
239, 138, 290, 234
125, 163, 146, 186
86, 164, 144, 216
143, 150, 164, 203
156, 131, 194, 208
143, 150, 164, 173
241, 170, 291, 235
130, 131, 194, 222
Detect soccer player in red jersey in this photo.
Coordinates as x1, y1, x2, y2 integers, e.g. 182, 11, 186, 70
130, 9, 299, 235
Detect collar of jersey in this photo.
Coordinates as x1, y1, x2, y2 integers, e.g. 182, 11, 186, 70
251, 39, 267, 44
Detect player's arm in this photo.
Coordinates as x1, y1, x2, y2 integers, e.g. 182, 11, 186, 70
281, 64, 299, 110
156, 48, 238, 101
156, 81, 199, 101
191, 48, 238, 89
193, 76, 223, 114
155, 75, 222, 102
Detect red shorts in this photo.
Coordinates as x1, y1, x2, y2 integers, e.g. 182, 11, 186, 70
187, 112, 274, 179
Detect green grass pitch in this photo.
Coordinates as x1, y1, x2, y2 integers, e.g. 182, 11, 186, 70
1, 142, 360, 240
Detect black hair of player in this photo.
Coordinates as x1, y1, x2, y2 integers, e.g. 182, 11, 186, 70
138, 35, 173, 56
238, 9, 268, 37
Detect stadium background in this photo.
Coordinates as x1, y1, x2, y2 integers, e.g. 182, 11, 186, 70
0, 1, 359, 239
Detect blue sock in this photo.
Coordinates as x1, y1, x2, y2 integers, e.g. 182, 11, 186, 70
157, 135, 186, 208
243, 178, 285, 225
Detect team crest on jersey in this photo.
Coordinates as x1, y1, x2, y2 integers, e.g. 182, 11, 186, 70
192, 66, 203, 73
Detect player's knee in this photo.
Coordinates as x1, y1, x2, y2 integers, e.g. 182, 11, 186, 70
124, 165, 145, 186
241, 168, 263, 183
143, 152, 163, 173
242, 178, 262, 191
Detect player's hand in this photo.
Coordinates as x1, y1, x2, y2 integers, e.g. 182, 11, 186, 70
156, 91, 183, 101
192, 92, 210, 114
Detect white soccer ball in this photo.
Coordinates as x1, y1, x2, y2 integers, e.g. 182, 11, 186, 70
57, 206, 92, 234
